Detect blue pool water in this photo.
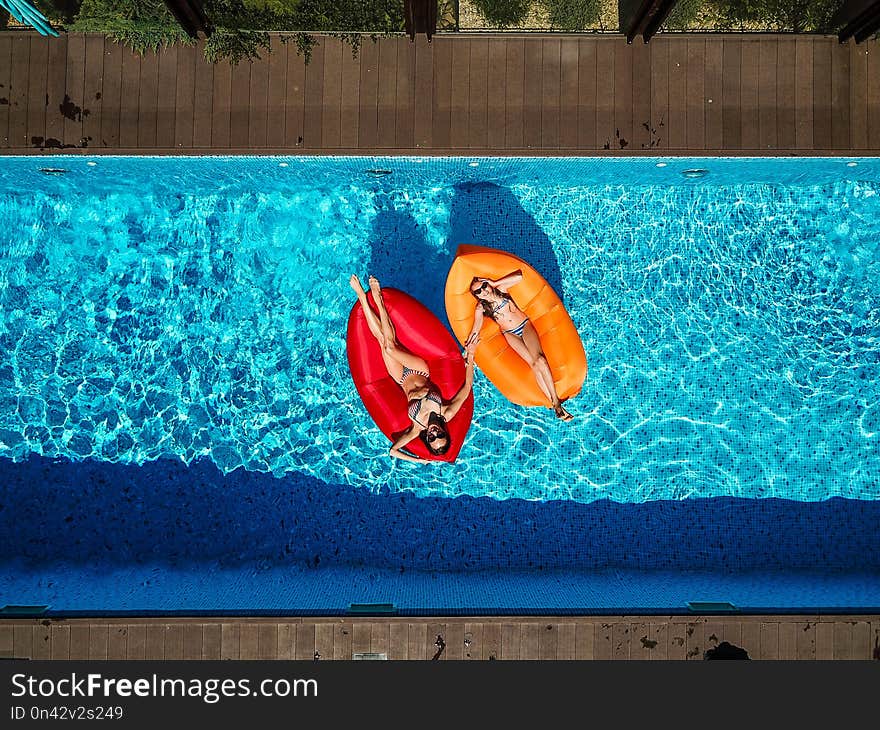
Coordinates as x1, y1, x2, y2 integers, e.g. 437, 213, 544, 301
0, 156, 878, 504
1, 155, 879, 614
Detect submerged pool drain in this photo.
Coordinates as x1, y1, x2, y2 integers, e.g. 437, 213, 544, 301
365, 168, 393, 177
681, 168, 709, 179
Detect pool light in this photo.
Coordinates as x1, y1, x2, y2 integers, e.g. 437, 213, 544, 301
681, 168, 708, 179
279, 162, 289, 167
469, 162, 479, 167
846, 161, 858, 167
656, 162, 667, 168
86, 161, 97, 167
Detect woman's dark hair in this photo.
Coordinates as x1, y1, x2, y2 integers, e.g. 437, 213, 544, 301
418, 412, 451, 455
469, 277, 510, 319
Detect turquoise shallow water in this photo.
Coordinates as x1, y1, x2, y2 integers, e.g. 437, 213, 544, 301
0, 156, 878, 503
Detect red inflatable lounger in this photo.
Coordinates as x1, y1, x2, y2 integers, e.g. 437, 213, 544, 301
346, 288, 474, 463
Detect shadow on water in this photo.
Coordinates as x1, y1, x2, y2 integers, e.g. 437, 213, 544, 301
1, 455, 878, 573
448, 182, 564, 301
367, 199, 454, 326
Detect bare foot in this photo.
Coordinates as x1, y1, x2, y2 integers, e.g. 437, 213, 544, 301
349, 274, 366, 297
555, 405, 574, 422
368, 275, 382, 297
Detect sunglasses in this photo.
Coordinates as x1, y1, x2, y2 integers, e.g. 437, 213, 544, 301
427, 430, 446, 444
472, 281, 490, 294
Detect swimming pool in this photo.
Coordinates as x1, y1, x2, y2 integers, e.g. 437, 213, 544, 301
0, 156, 877, 505
1, 155, 879, 614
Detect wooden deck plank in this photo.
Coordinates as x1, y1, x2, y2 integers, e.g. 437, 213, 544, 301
376, 36, 397, 148
813, 37, 833, 149
596, 39, 615, 149
668, 622, 687, 660
203, 624, 221, 660
613, 39, 633, 150
797, 621, 816, 660
210, 57, 231, 147
832, 40, 851, 149
137, 49, 159, 148
303, 40, 325, 148
249, 47, 271, 149
758, 37, 777, 149
259, 624, 278, 660
118, 46, 140, 147
686, 36, 705, 150
631, 39, 651, 150
371, 622, 390, 658
51, 625, 70, 660
334, 623, 352, 660
741, 621, 761, 659
777, 37, 796, 149
8, 35, 29, 148
523, 38, 543, 148
869, 40, 880, 149
26, 36, 48, 148
388, 623, 408, 660
88, 625, 109, 660
413, 36, 433, 148
778, 622, 798, 660
740, 38, 760, 149
229, 59, 251, 148
795, 37, 813, 149
760, 622, 779, 660
721, 621, 743, 652
63, 33, 86, 147
445, 622, 464, 660
704, 37, 723, 149
650, 36, 669, 149
296, 623, 316, 660
816, 622, 834, 659
504, 38, 525, 148
315, 623, 334, 661
164, 625, 183, 660
407, 623, 426, 660
426, 623, 444, 660
631, 622, 652, 660
832, 622, 853, 660
239, 624, 259, 660
144, 625, 164, 660
339, 41, 361, 148
82, 35, 105, 148
483, 622, 502, 660
357, 38, 379, 148
613, 622, 630, 660
667, 37, 687, 149
277, 624, 294, 660
520, 623, 540, 660
173, 43, 195, 149
541, 37, 561, 149
13, 624, 32, 659
156, 43, 177, 149
220, 624, 239, 660
852, 621, 871, 660
538, 622, 558, 660
551, 623, 571, 660
266, 35, 287, 148
70, 625, 90, 660
649, 623, 669, 660
395, 36, 414, 148
486, 38, 506, 149
466, 623, 485, 660
449, 37, 469, 148
183, 624, 202, 660
851, 42, 868, 150
468, 36, 489, 148
44, 34, 68, 146
501, 623, 521, 660
595, 622, 613, 660
685, 621, 703, 660
559, 38, 579, 149
126, 625, 145, 660
0, 35, 11, 146
192, 44, 213, 148
285, 42, 306, 148
352, 622, 371, 657
721, 36, 741, 149
575, 622, 594, 659
33, 623, 52, 660
320, 37, 342, 148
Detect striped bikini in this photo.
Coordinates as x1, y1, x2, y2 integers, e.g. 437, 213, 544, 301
492, 297, 529, 338
407, 388, 442, 427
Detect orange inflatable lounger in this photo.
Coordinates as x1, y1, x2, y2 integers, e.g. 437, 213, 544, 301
444, 244, 587, 408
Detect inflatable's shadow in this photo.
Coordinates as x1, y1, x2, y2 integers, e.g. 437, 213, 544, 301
1, 454, 878, 573
448, 182, 564, 301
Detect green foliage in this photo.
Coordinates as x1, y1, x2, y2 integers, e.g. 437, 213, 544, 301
709, 0, 842, 32
71, 0, 192, 53
664, 0, 703, 30
203, 28, 270, 65
540, 0, 602, 30
472, 0, 530, 28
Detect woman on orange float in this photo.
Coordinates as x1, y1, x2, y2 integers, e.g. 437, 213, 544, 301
350, 274, 479, 462
466, 270, 573, 421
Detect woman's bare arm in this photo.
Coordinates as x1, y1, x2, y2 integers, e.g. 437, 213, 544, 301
389, 426, 423, 463
469, 304, 484, 339
444, 337, 478, 422
491, 269, 523, 292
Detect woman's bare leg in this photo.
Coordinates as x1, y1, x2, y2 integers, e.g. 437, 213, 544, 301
368, 276, 430, 372
522, 325, 573, 421
350, 275, 385, 345
502, 331, 557, 408
368, 276, 397, 345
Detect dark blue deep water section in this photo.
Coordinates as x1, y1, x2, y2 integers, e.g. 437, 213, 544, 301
2, 455, 879, 614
